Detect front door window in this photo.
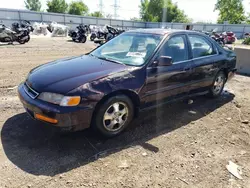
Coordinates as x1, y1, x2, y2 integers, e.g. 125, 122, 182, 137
159, 35, 188, 63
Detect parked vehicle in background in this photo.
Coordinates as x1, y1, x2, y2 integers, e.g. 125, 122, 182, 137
69, 24, 89, 43
210, 32, 225, 46
20, 20, 34, 33
46, 21, 69, 37
0, 23, 30, 44
90, 25, 125, 42
18, 29, 237, 137
106, 25, 125, 41
11, 20, 33, 43
90, 25, 108, 41
69, 24, 90, 38
222, 31, 236, 44
201, 29, 225, 46
32, 22, 49, 36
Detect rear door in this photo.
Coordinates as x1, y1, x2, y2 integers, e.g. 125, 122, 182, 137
143, 34, 193, 106
187, 34, 220, 93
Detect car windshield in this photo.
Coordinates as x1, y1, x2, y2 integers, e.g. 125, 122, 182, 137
90, 32, 163, 66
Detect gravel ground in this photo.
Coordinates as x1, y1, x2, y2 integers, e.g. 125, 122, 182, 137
0, 37, 250, 188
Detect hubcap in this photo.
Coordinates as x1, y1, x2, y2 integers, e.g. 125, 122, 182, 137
103, 102, 128, 132
213, 75, 224, 94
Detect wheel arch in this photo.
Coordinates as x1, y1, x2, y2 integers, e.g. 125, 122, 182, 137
218, 68, 229, 81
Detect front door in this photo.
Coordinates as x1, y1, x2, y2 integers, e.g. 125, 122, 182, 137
142, 34, 193, 106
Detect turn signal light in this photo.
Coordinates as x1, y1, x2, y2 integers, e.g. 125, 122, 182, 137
60, 96, 81, 106
35, 113, 58, 124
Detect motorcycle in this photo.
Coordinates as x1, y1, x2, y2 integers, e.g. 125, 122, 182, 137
11, 20, 33, 43
20, 20, 34, 33
70, 24, 89, 43
203, 28, 225, 46
222, 31, 236, 44
104, 25, 125, 41
93, 25, 125, 45
210, 32, 225, 46
90, 25, 108, 41
0, 23, 30, 44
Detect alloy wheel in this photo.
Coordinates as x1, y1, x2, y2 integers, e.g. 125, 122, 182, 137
103, 102, 128, 132
213, 75, 224, 95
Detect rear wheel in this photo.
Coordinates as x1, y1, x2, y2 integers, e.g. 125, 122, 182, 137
93, 95, 134, 137
18, 38, 26, 44
208, 71, 226, 98
81, 35, 87, 43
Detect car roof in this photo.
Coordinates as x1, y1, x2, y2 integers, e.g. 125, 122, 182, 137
126, 28, 203, 36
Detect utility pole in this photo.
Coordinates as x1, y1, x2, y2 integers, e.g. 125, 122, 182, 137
111, 0, 120, 19
98, 0, 104, 15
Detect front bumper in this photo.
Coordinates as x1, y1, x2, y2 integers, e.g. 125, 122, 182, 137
18, 83, 94, 131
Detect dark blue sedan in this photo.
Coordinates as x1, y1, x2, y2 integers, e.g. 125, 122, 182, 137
18, 29, 237, 137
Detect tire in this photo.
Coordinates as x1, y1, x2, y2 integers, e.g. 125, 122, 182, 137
90, 34, 96, 41
18, 38, 26, 44
25, 35, 30, 43
106, 33, 113, 41
81, 35, 87, 43
208, 71, 226, 98
93, 95, 134, 137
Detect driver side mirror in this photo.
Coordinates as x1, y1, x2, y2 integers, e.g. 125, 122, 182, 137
154, 56, 173, 67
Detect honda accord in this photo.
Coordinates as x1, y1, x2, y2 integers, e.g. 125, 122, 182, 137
18, 29, 237, 137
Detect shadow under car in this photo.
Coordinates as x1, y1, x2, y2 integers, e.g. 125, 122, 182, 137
1, 91, 234, 176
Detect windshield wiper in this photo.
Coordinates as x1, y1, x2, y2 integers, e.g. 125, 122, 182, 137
95, 56, 125, 65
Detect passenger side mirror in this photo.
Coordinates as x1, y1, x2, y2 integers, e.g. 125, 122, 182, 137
157, 56, 173, 66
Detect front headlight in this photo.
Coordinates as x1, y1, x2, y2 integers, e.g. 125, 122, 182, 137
38, 92, 80, 106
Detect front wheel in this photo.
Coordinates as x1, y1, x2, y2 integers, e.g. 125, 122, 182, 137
93, 95, 134, 137
208, 71, 226, 98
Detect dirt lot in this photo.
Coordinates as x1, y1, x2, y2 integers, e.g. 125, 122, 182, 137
0, 38, 250, 188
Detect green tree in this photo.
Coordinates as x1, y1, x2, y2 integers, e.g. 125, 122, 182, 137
24, 0, 42, 11
68, 1, 88, 15
90, 11, 104, 18
246, 13, 250, 24
214, 0, 245, 24
140, 0, 191, 23
47, 0, 68, 13
140, 0, 158, 22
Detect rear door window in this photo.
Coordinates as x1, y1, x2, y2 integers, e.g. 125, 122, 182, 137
188, 35, 217, 58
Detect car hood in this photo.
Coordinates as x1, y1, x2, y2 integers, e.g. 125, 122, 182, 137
26, 55, 127, 94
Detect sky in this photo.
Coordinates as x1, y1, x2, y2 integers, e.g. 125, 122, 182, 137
0, 0, 250, 23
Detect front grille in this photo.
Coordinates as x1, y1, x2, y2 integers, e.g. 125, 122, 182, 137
24, 82, 39, 99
